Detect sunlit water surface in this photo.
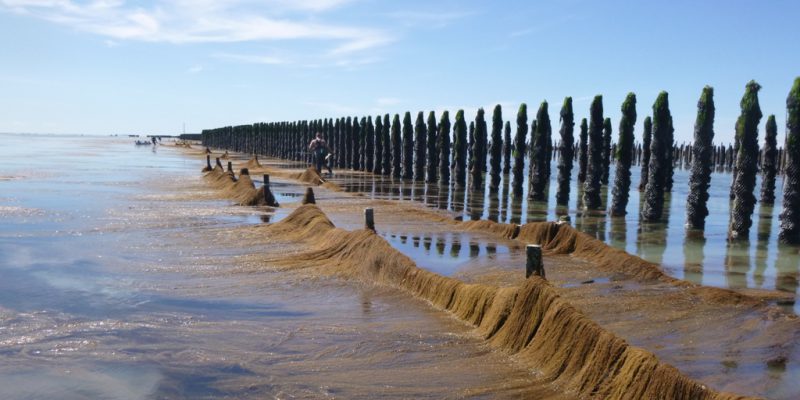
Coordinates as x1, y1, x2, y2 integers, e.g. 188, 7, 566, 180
0, 134, 554, 399
306, 154, 800, 312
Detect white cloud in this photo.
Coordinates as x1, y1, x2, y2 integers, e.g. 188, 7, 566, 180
385, 10, 474, 28
187, 64, 203, 73
376, 97, 401, 107
212, 53, 287, 65
304, 101, 357, 115
0, 0, 390, 55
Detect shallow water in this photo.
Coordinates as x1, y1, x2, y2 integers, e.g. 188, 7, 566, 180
0, 134, 555, 399
303, 156, 800, 311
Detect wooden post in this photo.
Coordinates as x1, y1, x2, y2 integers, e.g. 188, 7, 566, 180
227, 161, 233, 173
302, 187, 316, 204
365, 208, 375, 231
216, 157, 223, 168
511, 224, 521, 239
526, 244, 544, 279
263, 174, 270, 188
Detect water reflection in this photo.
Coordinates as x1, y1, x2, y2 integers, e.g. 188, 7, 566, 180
683, 231, 706, 285
381, 232, 520, 276
267, 157, 800, 300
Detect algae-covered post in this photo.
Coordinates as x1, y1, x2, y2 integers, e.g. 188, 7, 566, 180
345, 117, 353, 169
686, 86, 716, 230
414, 111, 427, 181
438, 111, 452, 185
489, 104, 503, 190
525, 244, 544, 279
374, 115, 384, 175
760, 115, 778, 204
512, 104, 528, 197
391, 114, 402, 178
471, 108, 487, 190
426, 111, 438, 183
729, 80, 763, 241
556, 97, 575, 206
779, 77, 800, 243
382, 114, 392, 176
577, 118, 588, 183
529, 101, 551, 201
467, 121, 475, 172
402, 112, 414, 179
425, 111, 439, 183
503, 121, 512, 174
352, 116, 361, 170
453, 109, 468, 187
601, 117, 612, 185
610, 93, 637, 216
364, 208, 375, 231
665, 117, 676, 191
638, 117, 652, 191
583, 95, 604, 209
641, 91, 674, 222
365, 116, 375, 173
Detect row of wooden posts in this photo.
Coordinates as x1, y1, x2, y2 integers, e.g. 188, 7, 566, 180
202, 78, 800, 244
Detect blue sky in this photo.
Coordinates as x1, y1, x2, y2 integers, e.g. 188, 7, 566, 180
1, 0, 798, 143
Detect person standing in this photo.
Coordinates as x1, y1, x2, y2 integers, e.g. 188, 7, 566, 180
308, 132, 332, 175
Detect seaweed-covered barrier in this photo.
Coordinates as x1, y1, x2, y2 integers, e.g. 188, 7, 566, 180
203, 164, 277, 206
460, 219, 759, 306
261, 204, 752, 400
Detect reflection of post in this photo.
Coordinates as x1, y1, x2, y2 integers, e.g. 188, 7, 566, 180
452, 183, 465, 215
776, 243, 800, 294
754, 204, 773, 287
682, 231, 705, 285
469, 242, 480, 257
637, 220, 668, 267
500, 177, 510, 223
508, 183, 523, 224
436, 182, 448, 211
526, 244, 544, 279
609, 216, 627, 250
487, 190, 500, 222
423, 236, 432, 252
724, 241, 750, 289
466, 182, 486, 221
436, 235, 446, 255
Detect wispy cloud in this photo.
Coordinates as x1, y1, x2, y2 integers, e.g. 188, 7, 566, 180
0, 0, 391, 56
385, 10, 475, 28
304, 101, 357, 115
187, 64, 203, 73
509, 14, 578, 38
376, 97, 401, 107
212, 53, 287, 65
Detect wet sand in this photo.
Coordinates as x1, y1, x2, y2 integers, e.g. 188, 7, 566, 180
191, 145, 800, 399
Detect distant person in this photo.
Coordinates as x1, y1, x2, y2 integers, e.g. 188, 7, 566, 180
308, 132, 332, 175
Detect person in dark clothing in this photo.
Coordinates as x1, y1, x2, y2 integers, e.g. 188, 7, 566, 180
308, 132, 332, 175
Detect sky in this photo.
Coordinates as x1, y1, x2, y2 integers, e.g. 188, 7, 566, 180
1, 0, 798, 143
